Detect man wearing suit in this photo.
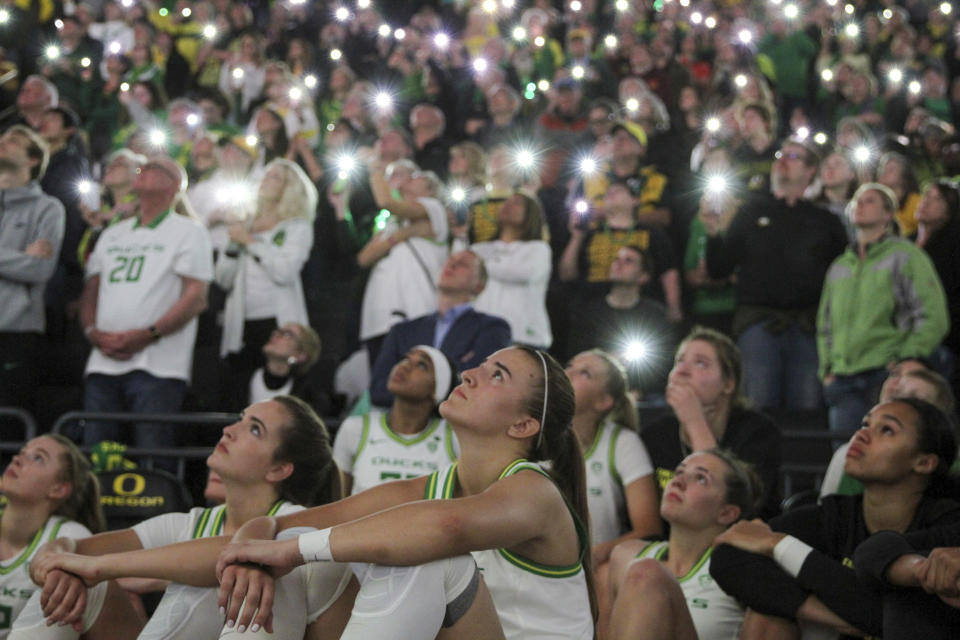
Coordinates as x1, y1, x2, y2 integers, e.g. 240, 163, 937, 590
370, 250, 512, 407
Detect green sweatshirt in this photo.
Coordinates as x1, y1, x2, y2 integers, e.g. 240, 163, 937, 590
817, 236, 949, 378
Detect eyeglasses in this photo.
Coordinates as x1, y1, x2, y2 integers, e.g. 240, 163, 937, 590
775, 150, 806, 161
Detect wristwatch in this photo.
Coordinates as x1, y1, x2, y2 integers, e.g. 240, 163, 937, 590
148, 325, 162, 342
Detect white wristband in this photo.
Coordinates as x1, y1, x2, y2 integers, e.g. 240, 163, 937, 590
298, 527, 333, 563
772, 535, 815, 578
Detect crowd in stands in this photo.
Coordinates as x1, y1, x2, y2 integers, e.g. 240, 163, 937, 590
3, 0, 960, 636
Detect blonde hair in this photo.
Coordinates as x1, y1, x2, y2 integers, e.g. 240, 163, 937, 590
257, 158, 318, 222
584, 349, 639, 432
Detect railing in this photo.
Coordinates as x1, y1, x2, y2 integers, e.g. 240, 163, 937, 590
780, 428, 837, 497
0, 407, 38, 455
51, 411, 237, 480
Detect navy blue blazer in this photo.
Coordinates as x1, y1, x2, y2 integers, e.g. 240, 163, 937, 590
370, 308, 512, 407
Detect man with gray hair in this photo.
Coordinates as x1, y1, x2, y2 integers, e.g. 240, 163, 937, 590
410, 103, 450, 179
0, 75, 58, 132
0, 125, 64, 412
79, 154, 213, 467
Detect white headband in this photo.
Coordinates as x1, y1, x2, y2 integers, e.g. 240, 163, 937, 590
535, 350, 548, 451
413, 345, 453, 405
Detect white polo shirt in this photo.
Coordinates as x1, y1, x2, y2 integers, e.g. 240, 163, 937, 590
85, 210, 213, 381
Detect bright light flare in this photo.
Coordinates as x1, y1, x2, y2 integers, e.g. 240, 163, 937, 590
888, 68, 903, 83
571, 65, 585, 80
335, 153, 357, 180
450, 186, 467, 203
304, 74, 318, 89
203, 24, 217, 39
853, 145, 872, 163
844, 23, 859, 38
795, 126, 809, 140
148, 129, 167, 147
908, 80, 922, 95
373, 90, 393, 111
334, 6, 350, 21
433, 32, 450, 49
232, 67, 245, 80
604, 34, 618, 49
821, 68, 834, 82
537, 79, 550, 92
394, 28, 406, 40
705, 16, 717, 28
734, 74, 748, 88
0, 9, 9, 24
288, 86, 302, 102
534, 35, 545, 47
245, 134, 258, 147
570, 0, 582, 11
472, 57, 488, 73
625, 97, 640, 112
941, 2, 952, 14
574, 199, 589, 214
512, 26, 527, 41
108, 41, 122, 54
378, 23, 391, 37
615, 0, 629, 11
80, 57, 91, 68
705, 116, 721, 132
357, 0, 371, 8
843, 3, 854, 14
77, 180, 94, 195
783, 3, 799, 19
482, 0, 497, 12
623, 339, 649, 363
579, 156, 598, 175
45, 44, 60, 60
180, 7, 191, 17
691, 11, 703, 23
705, 175, 727, 194
120, 82, 130, 92
813, 132, 828, 145
737, 29, 752, 44
185, 113, 200, 127
330, 48, 342, 61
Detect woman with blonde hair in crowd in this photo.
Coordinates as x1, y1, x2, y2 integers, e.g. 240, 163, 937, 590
217, 157, 318, 405
565, 349, 662, 630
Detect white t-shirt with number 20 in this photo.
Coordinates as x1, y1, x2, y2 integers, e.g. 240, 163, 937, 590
85, 211, 213, 381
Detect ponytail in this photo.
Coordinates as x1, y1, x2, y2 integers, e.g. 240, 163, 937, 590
272, 396, 345, 507
586, 349, 639, 432
516, 346, 599, 625
48, 434, 106, 534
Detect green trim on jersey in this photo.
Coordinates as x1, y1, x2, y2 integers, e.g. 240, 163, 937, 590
0, 514, 66, 575
423, 460, 588, 578
352, 414, 373, 467
423, 462, 460, 500
608, 426, 623, 487
443, 425, 457, 461
636, 542, 713, 584
133, 208, 172, 230
583, 421, 625, 489
266, 500, 285, 516
495, 460, 586, 579
380, 414, 443, 447
192, 500, 288, 539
